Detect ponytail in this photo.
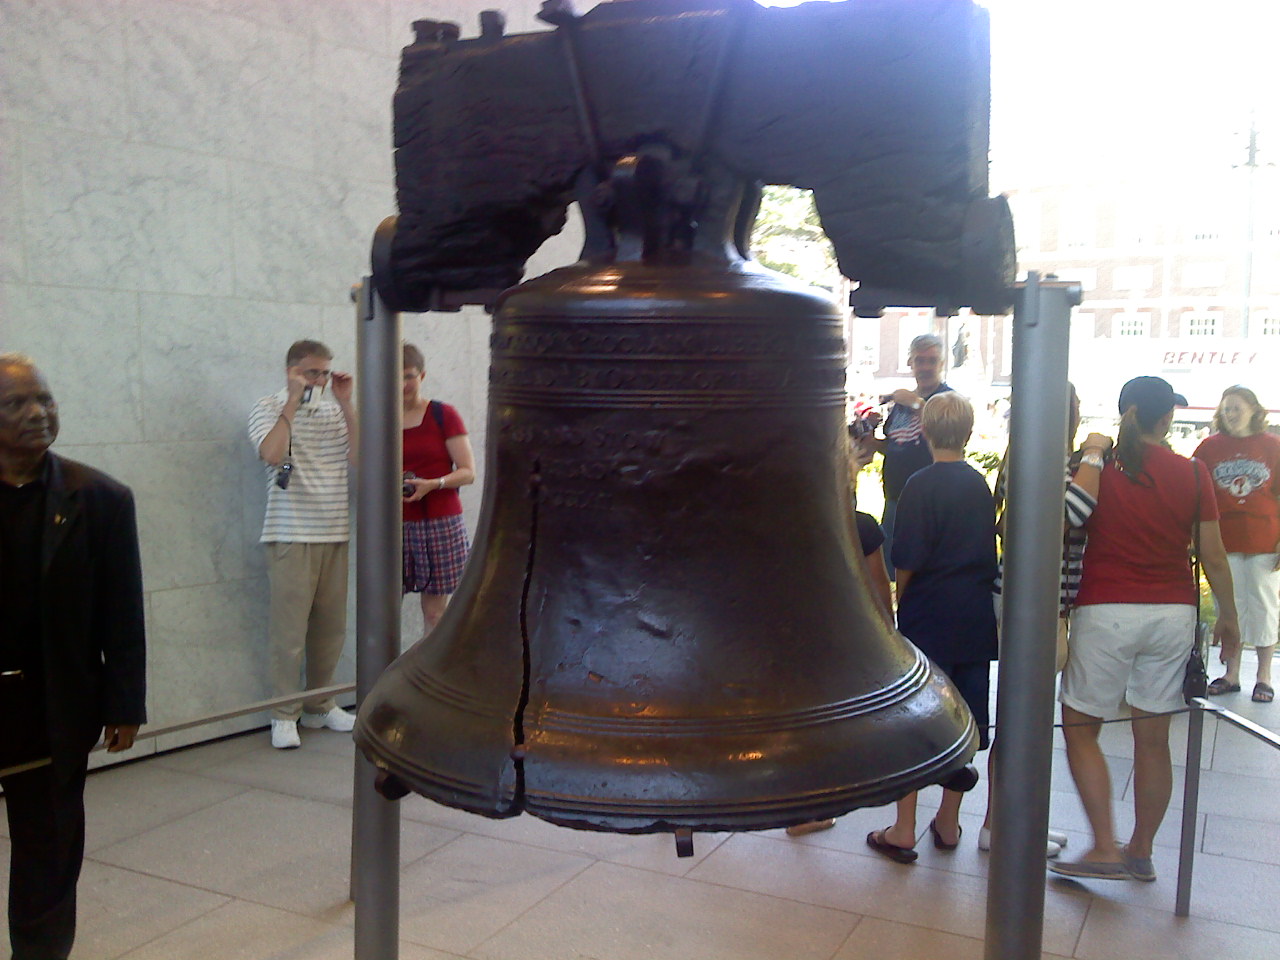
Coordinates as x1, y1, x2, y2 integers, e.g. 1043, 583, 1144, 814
1115, 406, 1147, 481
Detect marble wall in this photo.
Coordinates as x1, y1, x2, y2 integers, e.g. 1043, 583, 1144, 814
0, 0, 578, 763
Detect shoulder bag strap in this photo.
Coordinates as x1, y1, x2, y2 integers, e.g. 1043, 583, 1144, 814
1191, 458, 1205, 658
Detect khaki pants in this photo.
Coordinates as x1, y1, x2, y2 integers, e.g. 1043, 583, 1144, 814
265, 541, 349, 720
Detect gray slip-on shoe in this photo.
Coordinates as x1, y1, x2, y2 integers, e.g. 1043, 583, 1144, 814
1121, 845, 1156, 882
1048, 858, 1132, 880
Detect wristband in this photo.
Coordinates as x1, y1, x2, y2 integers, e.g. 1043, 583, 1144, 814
1079, 453, 1105, 470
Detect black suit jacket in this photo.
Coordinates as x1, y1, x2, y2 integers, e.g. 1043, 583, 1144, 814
26, 454, 147, 770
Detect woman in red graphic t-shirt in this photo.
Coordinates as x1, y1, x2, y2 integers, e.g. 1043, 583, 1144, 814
1194, 385, 1280, 703
401, 342, 476, 639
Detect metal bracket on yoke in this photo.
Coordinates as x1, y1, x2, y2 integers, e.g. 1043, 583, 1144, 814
674, 828, 695, 858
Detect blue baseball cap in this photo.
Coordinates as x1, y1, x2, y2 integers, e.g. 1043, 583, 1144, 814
1118, 376, 1187, 420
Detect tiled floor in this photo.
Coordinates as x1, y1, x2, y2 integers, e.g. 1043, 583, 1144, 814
3, 660, 1278, 960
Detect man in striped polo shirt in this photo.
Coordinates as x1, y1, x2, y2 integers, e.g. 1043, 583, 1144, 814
248, 340, 357, 749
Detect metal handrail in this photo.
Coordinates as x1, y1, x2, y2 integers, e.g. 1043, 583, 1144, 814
1176, 696, 1280, 916
0, 682, 357, 779
1194, 697, 1280, 748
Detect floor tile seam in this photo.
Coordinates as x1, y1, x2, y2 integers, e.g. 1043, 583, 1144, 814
825, 913, 869, 960
1089, 890, 1277, 937
82, 784, 257, 855
394, 825, 467, 874
407, 853, 599, 957
394, 815, 733, 878
1167, 762, 1280, 786
395, 828, 478, 877
1067, 894, 1097, 959
78, 851, 241, 905
114, 897, 351, 960
1181, 846, 1280, 871
86, 789, 268, 862
167, 773, 357, 810
694, 854, 1091, 938
1159, 806, 1280, 826
99, 894, 235, 960
675, 869, 871, 921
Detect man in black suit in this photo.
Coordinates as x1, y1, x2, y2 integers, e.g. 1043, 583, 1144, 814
0, 353, 146, 960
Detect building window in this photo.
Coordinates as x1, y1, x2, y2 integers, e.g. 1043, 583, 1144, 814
1114, 312, 1150, 338
1058, 199, 1095, 250
1259, 314, 1280, 337
1010, 195, 1042, 254
1052, 267, 1096, 291
852, 316, 880, 373
1113, 265, 1154, 291
1184, 313, 1221, 337
1114, 201, 1155, 247
1181, 262, 1227, 288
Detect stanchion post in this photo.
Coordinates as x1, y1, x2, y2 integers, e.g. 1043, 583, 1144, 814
984, 272, 1079, 960
351, 277, 402, 960
1176, 700, 1206, 916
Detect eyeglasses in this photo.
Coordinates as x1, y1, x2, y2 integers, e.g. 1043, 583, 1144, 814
301, 369, 332, 381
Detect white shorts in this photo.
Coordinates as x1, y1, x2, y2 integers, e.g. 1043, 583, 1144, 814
1060, 603, 1195, 719
1225, 553, 1280, 649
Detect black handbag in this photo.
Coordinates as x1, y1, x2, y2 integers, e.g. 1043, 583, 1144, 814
1184, 460, 1209, 704
1184, 624, 1208, 704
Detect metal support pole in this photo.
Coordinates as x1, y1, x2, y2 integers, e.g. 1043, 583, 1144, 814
1175, 701, 1206, 916
352, 277, 402, 960
984, 273, 1079, 960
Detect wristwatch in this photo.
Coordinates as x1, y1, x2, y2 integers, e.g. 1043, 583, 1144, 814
1079, 452, 1106, 469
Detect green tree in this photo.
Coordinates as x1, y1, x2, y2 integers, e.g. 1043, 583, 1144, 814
749, 185, 840, 291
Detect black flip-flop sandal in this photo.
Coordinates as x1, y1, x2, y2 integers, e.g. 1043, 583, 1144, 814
1253, 682, 1274, 703
867, 829, 918, 863
929, 818, 961, 850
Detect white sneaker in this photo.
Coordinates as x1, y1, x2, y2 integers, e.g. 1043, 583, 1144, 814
271, 719, 301, 749
299, 706, 356, 732
1047, 828, 1069, 848
978, 826, 1061, 858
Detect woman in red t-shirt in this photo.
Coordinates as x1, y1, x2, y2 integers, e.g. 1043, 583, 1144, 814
1051, 377, 1240, 883
1194, 385, 1280, 703
401, 343, 476, 637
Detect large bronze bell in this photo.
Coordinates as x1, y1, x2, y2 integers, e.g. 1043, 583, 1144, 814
356, 147, 980, 835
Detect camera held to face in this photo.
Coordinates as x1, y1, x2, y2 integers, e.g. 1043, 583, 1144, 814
275, 458, 294, 490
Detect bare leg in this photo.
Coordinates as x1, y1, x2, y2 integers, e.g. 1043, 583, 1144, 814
933, 788, 964, 845
1217, 646, 1242, 686
1061, 704, 1122, 862
420, 592, 449, 636
882, 791, 918, 849
1256, 643, 1275, 686
981, 745, 997, 831
1127, 707, 1172, 859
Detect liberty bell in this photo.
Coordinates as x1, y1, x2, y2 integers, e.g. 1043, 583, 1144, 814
356, 0, 1014, 840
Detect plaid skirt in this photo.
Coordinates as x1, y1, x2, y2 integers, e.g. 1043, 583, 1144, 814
403, 515, 469, 595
